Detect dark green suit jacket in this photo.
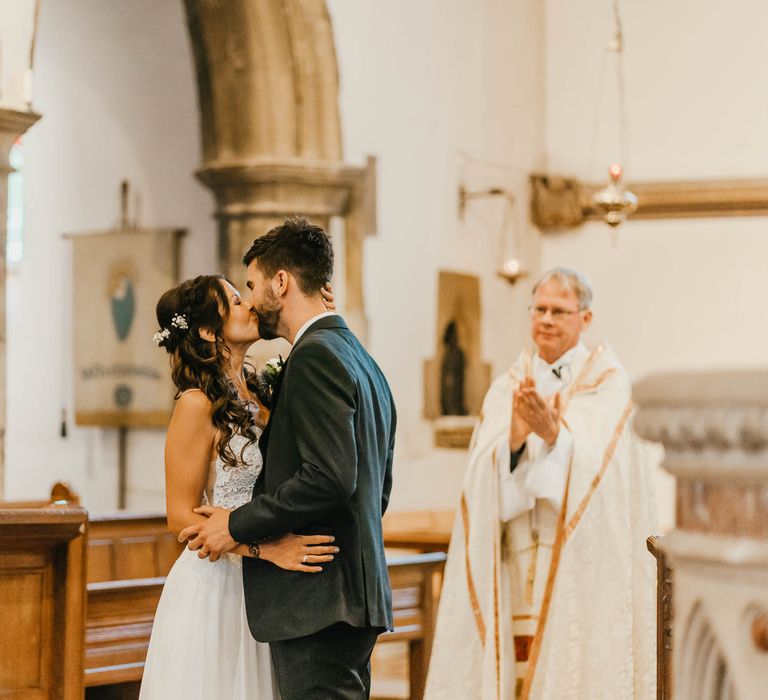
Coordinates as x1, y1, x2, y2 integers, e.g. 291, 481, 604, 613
229, 315, 396, 642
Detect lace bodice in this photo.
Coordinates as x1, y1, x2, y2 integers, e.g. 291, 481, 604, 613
202, 430, 263, 510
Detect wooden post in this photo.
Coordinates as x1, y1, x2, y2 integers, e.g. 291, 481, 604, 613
117, 179, 130, 509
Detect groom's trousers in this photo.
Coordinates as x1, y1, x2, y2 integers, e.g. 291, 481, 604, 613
270, 622, 382, 699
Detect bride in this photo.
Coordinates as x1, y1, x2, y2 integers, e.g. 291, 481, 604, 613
139, 274, 339, 699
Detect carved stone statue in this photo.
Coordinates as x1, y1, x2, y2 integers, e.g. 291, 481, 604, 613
440, 320, 467, 416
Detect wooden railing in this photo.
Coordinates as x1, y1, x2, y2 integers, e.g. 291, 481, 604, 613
647, 535, 672, 700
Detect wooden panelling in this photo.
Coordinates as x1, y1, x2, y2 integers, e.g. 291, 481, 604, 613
87, 540, 116, 583
0, 500, 87, 699
0, 570, 47, 689
113, 537, 160, 581
87, 513, 182, 584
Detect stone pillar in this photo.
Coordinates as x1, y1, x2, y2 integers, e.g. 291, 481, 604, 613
634, 371, 768, 699
0, 108, 40, 497
183, 0, 376, 343
196, 158, 375, 341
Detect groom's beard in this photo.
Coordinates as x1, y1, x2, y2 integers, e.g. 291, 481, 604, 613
256, 287, 282, 340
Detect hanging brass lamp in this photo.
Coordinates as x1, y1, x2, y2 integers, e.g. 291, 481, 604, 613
591, 163, 637, 227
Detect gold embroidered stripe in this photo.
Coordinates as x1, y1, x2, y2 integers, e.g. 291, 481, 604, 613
569, 367, 617, 397
564, 399, 634, 540
461, 492, 486, 645
562, 345, 605, 411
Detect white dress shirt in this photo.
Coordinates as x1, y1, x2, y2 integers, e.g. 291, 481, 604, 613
293, 311, 338, 346
497, 344, 585, 522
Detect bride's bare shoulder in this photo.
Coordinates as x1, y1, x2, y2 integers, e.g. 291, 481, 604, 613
169, 389, 213, 430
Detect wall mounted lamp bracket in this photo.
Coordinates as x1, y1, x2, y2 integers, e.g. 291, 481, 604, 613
458, 185, 514, 219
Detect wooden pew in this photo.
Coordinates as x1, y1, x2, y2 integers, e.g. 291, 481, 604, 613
383, 509, 454, 552
0, 488, 88, 699
83, 511, 447, 699
84, 512, 181, 688
382, 552, 447, 700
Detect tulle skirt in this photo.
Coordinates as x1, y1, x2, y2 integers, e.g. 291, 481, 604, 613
139, 547, 278, 699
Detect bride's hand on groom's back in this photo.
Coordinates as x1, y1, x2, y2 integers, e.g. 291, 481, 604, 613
259, 533, 339, 573
321, 283, 336, 311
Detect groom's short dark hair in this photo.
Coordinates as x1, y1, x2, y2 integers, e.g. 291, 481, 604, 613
242, 217, 334, 295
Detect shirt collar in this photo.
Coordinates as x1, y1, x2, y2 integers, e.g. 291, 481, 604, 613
534, 342, 586, 372
293, 311, 337, 346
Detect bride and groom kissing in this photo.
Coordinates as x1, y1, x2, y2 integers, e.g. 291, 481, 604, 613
140, 217, 396, 699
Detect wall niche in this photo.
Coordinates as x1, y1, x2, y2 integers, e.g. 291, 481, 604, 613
424, 271, 491, 448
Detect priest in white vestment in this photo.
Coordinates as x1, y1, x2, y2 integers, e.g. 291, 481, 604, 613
425, 268, 657, 700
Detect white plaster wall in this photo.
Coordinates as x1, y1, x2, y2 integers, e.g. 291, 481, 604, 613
543, 0, 768, 529
328, 0, 546, 511
5, 0, 214, 509
5, 0, 545, 515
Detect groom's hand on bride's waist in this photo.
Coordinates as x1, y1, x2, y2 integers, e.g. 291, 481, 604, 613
179, 505, 237, 562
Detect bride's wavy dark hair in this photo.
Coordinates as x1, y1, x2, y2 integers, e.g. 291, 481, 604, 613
155, 274, 260, 468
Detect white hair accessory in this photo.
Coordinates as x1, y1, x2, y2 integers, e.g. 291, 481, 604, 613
153, 328, 171, 346
153, 314, 189, 346
171, 314, 189, 330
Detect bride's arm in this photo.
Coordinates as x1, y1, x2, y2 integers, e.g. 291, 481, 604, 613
165, 391, 217, 536
168, 392, 338, 570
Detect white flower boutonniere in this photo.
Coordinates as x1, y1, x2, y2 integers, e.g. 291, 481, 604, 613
255, 356, 284, 406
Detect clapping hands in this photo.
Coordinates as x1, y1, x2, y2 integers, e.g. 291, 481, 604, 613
510, 377, 562, 450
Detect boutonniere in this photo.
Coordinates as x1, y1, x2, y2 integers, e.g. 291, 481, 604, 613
255, 356, 284, 406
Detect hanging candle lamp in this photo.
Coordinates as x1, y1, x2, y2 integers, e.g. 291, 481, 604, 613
591, 163, 637, 227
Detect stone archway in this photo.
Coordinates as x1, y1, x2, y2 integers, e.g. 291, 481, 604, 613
183, 0, 375, 342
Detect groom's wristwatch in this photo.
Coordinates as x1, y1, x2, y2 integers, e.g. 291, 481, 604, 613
247, 543, 260, 559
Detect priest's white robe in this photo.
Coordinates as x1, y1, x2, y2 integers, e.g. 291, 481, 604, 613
424, 344, 657, 700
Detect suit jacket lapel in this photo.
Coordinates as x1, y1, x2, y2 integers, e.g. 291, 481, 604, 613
257, 315, 350, 467
258, 357, 288, 462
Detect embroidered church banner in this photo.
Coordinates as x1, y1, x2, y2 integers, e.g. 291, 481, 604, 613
71, 229, 184, 427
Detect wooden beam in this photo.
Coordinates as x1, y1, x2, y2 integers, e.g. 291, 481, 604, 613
530, 174, 768, 231
586, 178, 768, 221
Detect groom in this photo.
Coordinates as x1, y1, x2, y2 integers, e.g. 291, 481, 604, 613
182, 217, 396, 699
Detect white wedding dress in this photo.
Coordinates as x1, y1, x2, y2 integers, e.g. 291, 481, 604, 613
139, 429, 278, 699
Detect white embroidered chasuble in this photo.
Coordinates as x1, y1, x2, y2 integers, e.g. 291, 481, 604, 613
424, 344, 658, 700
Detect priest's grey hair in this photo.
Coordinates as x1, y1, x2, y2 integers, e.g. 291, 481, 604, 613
532, 267, 593, 310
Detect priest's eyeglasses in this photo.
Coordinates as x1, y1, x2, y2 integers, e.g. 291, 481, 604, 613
528, 305, 581, 320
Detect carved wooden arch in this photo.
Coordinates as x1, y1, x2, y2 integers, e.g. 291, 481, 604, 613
182, 0, 375, 344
